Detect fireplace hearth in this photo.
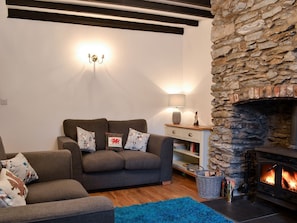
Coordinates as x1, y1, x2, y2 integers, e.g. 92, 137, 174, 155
256, 146, 297, 210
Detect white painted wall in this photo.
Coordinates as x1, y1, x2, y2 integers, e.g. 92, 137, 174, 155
0, 1, 212, 152
182, 19, 213, 126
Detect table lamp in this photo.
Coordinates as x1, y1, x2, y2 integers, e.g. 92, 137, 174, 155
168, 94, 185, 124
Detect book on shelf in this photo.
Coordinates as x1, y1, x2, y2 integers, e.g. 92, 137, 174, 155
173, 139, 190, 150
190, 143, 199, 155
173, 140, 199, 155
173, 140, 187, 150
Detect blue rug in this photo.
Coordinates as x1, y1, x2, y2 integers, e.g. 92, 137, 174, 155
115, 197, 233, 223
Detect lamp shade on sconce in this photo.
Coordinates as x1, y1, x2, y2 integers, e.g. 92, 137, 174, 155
168, 94, 185, 125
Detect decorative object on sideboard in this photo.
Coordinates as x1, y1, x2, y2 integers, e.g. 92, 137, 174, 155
193, 111, 199, 126
168, 94, 185, 124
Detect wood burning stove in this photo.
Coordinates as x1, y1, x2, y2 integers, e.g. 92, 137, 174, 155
256, 146, 297, 210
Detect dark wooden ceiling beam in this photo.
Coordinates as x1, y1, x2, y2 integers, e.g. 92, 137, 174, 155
166, 0, 211, 8
7, 9, 184, 34
5, 0, 213, 34
82, 0, 213, 18
6, 0, 199, 26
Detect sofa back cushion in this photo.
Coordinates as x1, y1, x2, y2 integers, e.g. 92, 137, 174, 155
108, 119, 147, 146
0, 137, 7, 160
63, 119, 108, 150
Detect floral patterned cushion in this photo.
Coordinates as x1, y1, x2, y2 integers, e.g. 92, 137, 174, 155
77, 127, 96, 152
124, 128, 150, 152
1, 153, 38, 184
0, 168, 28, 207
105, 133, 124, 152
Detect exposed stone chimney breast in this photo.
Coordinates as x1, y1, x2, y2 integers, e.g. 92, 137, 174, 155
210, 0, 297, 186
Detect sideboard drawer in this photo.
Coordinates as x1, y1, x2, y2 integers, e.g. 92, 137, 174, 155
165, 126, 181, 137
165, 126, 202, 143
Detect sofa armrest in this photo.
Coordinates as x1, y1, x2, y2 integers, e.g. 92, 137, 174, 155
0, 196, 114, 223
6, 150, 72, 182
147, 134, 173, 182
57, 136, 83, 183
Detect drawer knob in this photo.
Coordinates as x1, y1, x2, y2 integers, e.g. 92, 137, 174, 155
172, 130, 176, 134
188, 133, 193, 137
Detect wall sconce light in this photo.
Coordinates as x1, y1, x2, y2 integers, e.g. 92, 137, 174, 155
168, 94, 185, 125
88, 53, 104, 64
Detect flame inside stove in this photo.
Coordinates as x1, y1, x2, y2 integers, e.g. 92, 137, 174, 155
260, 165, 297, 192
261, 168, 275, 185
282, 169, 297, 192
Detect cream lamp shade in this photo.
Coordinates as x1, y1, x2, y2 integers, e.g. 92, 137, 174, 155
168, 94, 185, 124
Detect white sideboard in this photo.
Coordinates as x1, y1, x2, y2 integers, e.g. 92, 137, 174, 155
165, 124, 212, 177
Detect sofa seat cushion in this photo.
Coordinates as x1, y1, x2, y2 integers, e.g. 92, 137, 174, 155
82, 150, 124, 173
26, 179, 88, 204
119, 150, 160, 170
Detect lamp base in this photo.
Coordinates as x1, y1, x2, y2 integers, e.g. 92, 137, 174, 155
172, 111, 181, 124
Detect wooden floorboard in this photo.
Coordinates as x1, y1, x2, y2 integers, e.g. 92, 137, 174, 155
90, 170, 206, 207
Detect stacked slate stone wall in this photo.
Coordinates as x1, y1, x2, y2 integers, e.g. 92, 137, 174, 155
210, 0, 297, 186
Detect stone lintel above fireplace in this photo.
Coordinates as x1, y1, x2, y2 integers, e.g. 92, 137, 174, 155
230, 84, 297, 104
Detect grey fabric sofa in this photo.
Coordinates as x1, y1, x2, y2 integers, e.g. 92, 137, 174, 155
0, 137, 114, 223
57, 119, 173, 191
